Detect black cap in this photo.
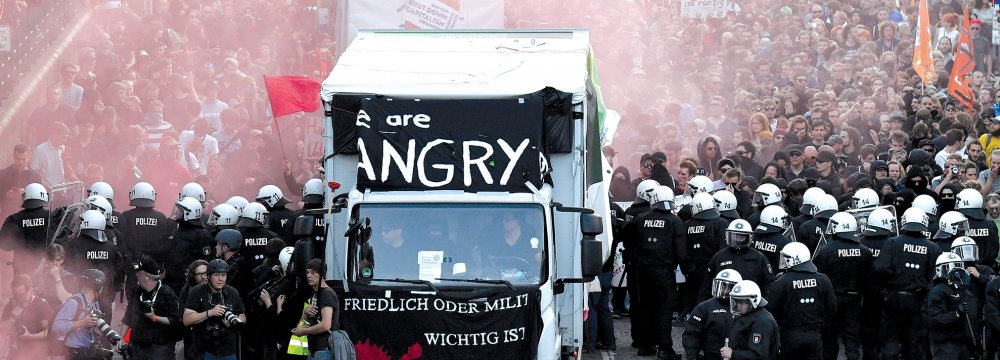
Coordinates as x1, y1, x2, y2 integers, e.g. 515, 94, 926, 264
889, 111, 905, 120
786, 144, 804, 155
918, 139, 935, 148
916, 108, 932, 119
132, 257, 161, 275
802, 168, 821, 181
651, 151, 667, 163
817, 150, 836, 163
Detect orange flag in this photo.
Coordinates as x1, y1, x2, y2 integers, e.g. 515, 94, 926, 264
947, 8, 975, 111
913, 0, 935, 84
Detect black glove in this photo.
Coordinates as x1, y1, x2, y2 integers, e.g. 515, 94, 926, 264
958, 302, 970, 314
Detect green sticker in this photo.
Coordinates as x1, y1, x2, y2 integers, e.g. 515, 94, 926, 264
362, 267, 372, 278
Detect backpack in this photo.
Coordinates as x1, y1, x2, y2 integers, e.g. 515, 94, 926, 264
327, 330, 356, 360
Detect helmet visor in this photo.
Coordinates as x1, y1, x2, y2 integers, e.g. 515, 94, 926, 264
726, 231, 752, 249
730, 296, 755, 316
207, 210, 220, 226
712, 279, 737, 299
171, 205, 185, 221
953, 244, 979, 262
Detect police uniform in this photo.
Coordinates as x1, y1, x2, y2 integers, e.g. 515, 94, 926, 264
791, 212, 812, 237
726, 302, 780, 360
964, 217, 999, 267
813, 238, 874, 360
747, 210, 762, 230
927, 277, 978, 360
0, 206, 50, 276
238, 226, 280, 271
985, 277, 1000, 359
63, 235, 124, 318
859, 232, 889, 360
281, 206, 327, 261
684, 216, 728, 314
620, 200, 651, 343
163, 222, 213, 293
266, 204, 297, 241
766, 261, 837, 360
631, 207, 687, 355
751, 232, 791, 271
873, 233, 941, 360
682, 297, 732, 360
700, 248, 774, 301
797, 217, 829, 254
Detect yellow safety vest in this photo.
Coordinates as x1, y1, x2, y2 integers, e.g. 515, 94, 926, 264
287, 298, 313, 356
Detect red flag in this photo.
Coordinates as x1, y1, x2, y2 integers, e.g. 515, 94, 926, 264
263, 75, 323, 118
947, 8, 975, 111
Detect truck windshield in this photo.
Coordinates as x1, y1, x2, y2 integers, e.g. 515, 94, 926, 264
352, 203, 546, 285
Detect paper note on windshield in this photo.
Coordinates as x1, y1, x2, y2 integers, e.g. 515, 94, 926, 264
418, 251, 445, 282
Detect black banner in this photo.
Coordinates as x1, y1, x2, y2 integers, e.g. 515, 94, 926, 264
341, 285, 542, 359
354, 97, 547, 192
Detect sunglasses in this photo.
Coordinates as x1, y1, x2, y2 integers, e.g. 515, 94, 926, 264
642, 163, 654, 169
736, 150, 748, 156
941, 193, 955, 199
789, 152, 803, 157
765, 106, 776, 111
720, 166, 733, 172
725, 181, 740, 187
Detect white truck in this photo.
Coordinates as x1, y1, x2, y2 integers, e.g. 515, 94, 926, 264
318, 29, 612, 359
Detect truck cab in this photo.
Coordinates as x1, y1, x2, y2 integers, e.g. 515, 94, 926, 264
320, 29, 611, 359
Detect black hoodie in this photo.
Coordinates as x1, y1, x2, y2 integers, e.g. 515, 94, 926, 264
609, 166, 635, 203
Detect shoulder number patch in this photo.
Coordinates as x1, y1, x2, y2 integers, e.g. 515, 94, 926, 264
752, 333, 761, 344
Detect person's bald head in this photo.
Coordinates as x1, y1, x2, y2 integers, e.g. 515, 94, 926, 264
803, 146, 818, 166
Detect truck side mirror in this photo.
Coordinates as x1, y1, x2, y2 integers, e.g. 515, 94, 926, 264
294, 215, 315, 237
580, 213, 604, 278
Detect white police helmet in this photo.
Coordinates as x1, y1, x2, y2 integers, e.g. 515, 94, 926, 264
179, 182, 206, 203
934, 252, 964, 279
635, 179, 660, 203
713, 190, 739, 219
22, 183, 48, 209
951, 236, 979, 262
129, 182, 156, 208
256, 184, 290, 208
852, 188, 879, 209
934, 211, 969, 240
729, 280, 766, 316
208, 203, 240, 228
712, 269, 743, 299
79, 210, 107, 242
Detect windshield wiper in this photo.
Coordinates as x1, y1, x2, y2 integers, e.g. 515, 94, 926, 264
372, 278, 440, 292
435, 278, 515, 290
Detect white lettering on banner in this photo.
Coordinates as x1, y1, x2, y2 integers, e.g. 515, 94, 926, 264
792, 278, 817, 289
688, 226, 706, 234
681, 0, 730, 18
135, 218, 157, 226
838, 248, 861, 257
903, 244, 928, 254
423, 327, 527, 346
245, 238, 269, 246
644, 220, 665, 228
385, 113, 431, 128
343, 298, 430, 312
343, 294, 529, 314
21, 218, 44, 227
358, 137, 531, 188
87, 251, 109, 260
967, 229, 988, 237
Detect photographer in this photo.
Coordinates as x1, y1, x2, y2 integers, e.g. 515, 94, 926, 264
2, 274, 53, 359
289, 259, 339, 360
183, 259, 246, 360
51, 269, 115, 360
122, 258, 182, 360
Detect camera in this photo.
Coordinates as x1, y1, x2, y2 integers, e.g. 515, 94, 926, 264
91, 309, 122, 344
222, 307, 242, 326
950, 165, 960, 175
13, 324, 27, 336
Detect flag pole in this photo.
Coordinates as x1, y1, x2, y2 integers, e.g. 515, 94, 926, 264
263, 74, 290, 165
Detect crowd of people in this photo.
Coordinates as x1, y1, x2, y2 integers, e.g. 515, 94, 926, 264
1, 179, 336, 360
569, 0, 1000, 359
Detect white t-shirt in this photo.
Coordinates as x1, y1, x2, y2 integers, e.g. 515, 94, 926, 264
179, 130, 220, 176
199, 99, 230, 133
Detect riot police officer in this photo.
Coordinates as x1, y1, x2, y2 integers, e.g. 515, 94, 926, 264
874, 207, 942, 360
0, 183, 50, 276
813, 212, 874, 360
207, 203, 240, 236
933, 211, 969, 253
119, 182, 175, 298
912, 194, 940, 239
767, 242, 836, 360
700, 220, 774, 300
950, 236, 995, 340
677, 175, 714, 221
793, 187, 825, 232
713, 190, 741, 221
631, 185, 686, 359
954, 189, 999, 266
720, 280, 780, 360
87, 194, 124, 248
751, 205, 792, 270
857, 207, 896, 360
256, 185, 296, 240
163, 197, 213, 293
179, 182, 210, 224
747, 183, 782, 229
927, 252, 978, 360
683, 269, 740, 360
225, 196, 249, 213
237, 202, 279, 271
88, 182, 121, 228
850, 188, 879, 210
798, 194, 838, 253
282, 179, 328, 261
684, 192, 728, 316
620, 179, 658, 344
63, 210, 124, 319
